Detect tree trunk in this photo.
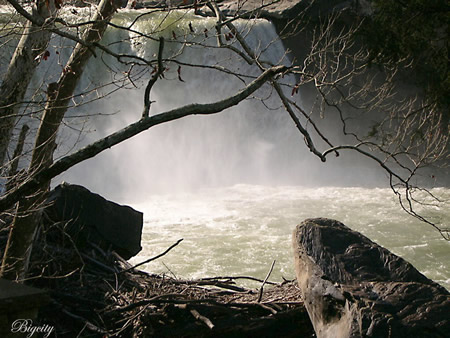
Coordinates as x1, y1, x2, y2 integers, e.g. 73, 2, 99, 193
5, 124, 29, 192
0, 0, 57, 168
0, 0, 121, 281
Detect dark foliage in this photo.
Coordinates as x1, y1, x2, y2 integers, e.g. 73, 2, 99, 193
361, 0, 449, 126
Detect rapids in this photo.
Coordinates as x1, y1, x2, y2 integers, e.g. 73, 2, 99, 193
128, 185, 450, 290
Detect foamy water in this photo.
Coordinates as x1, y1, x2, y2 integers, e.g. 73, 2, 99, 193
129, 185, 450, 290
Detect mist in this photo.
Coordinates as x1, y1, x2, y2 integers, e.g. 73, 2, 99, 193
51, 13, 394, 204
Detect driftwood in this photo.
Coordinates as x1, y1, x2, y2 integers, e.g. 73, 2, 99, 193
0, 221, 315, 337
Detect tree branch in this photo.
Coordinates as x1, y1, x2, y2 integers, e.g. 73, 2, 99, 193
273, 82, 326, 161
120, 238, 183, 273
0, 65, 287, 211
7, 0, 154, 65
142, 37, 165, 118
257, 260, 275, 303
7, 0, 43, 25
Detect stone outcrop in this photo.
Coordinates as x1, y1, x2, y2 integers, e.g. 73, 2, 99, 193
216, 0, 373, 19
125, 0, 372, 20
212, 0, 310, 19
44, 183, 143, 259
292, 218, 450, 338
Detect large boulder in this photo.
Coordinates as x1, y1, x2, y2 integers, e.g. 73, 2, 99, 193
44, 183, 143, 260
292, 218, 450, 338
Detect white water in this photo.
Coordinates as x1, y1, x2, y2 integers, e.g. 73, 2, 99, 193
128, 185, 450, 290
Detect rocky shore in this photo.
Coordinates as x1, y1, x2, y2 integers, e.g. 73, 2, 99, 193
1, 184, 314, 337
2, 184, 448, 337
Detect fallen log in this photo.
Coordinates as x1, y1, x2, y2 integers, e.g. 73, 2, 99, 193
293, 218, 450, 338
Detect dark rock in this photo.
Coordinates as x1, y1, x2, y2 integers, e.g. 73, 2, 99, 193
214, 0, 309, 19
122, 0, 371, 19
203, 0, 372, 20
44, 183, 143, 260
292, 218, 450, 338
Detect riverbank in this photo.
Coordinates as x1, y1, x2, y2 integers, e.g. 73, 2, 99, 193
27, 238, 314, 337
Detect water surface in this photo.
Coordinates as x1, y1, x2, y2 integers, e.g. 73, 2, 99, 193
129, 185, 450, 290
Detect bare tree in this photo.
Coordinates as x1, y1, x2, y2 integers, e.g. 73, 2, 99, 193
288, 9, 449, 238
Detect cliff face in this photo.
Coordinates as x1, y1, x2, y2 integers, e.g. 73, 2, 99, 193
216, 0, 372, 19
126, 0, 372, 18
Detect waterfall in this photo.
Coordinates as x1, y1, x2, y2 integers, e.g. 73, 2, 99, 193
37, 9, 386, 203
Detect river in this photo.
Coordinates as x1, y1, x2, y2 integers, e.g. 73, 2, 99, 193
128, 184, 450, 290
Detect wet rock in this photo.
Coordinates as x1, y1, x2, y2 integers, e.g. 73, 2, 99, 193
44, 183, 143, 260
292, 218, 450, 338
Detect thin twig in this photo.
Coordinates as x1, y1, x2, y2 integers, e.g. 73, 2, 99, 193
81, 253, 118, 273
258, 303, 277, 314
61, 308, 107, 334
199, 275, 279, 285
190, 309, 215, 329
120, 238, 183, 273
258, 260, 276, 303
